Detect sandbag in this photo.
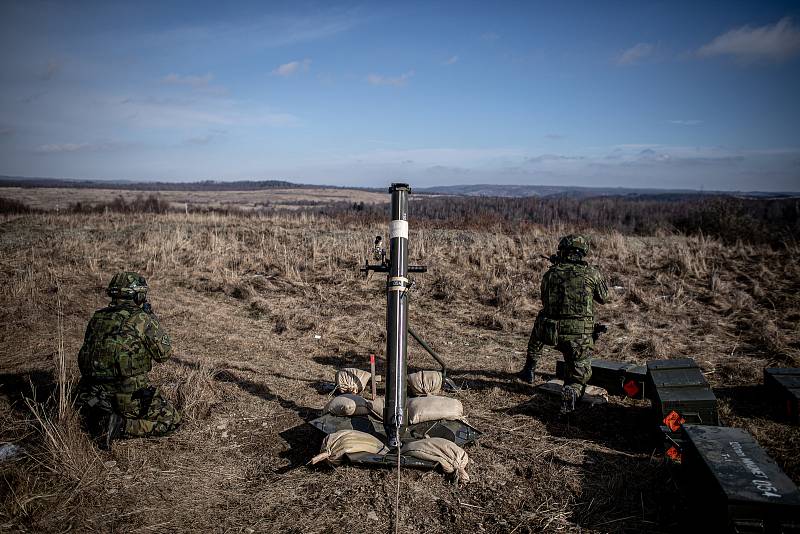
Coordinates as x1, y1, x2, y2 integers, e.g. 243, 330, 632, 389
407, 370, 443, 396
323, 393, 370, 417
335, 368, 372, 394
368, 396, 384, 420
401, 438, 470, 482
407, 396, 464, 425
311, 430, 387, 465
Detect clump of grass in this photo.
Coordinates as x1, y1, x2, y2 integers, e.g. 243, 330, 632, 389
471, 313, 507, 331
155, 363, 223, 423
248, 297, 270, 318
430, 272, 458, 302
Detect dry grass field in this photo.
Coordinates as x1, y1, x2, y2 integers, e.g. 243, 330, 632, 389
0, 186, 387, 211
1, 206, 798, 533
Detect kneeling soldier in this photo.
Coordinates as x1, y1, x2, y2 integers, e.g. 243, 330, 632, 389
77, 272, 181, 448
520, 235, 609, 415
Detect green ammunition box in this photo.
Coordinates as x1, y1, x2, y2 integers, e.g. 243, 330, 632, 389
681, 425, 800, 533
646, 358, 719, 427
763, 368, 800, 424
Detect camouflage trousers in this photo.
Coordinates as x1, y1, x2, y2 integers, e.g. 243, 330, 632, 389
526, 330, 594, 398
76, 377, 181, 438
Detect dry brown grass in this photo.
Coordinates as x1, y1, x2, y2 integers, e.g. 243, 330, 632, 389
0, 208, 798, 533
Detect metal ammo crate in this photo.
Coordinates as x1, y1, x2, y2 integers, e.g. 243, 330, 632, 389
646, 358, 719, 427
681, 424, 800, 533
763, 368, 800, 424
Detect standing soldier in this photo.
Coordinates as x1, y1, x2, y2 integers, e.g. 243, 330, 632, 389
76, 272, 181, 448
520, 235, 609, 415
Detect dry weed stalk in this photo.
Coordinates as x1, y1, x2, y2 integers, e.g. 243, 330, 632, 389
54, 278, 69, 421
23, 397, 102, 487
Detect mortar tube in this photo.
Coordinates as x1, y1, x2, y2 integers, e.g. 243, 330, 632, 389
383, 183, 410, 449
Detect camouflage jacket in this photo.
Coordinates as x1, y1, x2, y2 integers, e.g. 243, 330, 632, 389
540, 260, 609, 323
78, 300, 172, 381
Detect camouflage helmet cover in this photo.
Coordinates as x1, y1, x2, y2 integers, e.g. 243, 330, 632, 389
106, 271, 148, 299
557, 234, 590, 256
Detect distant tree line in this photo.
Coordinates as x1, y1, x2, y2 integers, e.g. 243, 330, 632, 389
318, 195, 800, 245
70, 194, 172, 214
0, 197, 36, 214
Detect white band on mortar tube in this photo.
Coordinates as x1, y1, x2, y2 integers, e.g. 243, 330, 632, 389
389, 220, 409, 240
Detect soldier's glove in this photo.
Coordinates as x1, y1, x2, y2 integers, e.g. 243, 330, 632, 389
142, 302, 153, 314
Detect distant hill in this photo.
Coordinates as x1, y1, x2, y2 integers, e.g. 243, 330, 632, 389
0, 175, 302, 191
415, 183, 798, 199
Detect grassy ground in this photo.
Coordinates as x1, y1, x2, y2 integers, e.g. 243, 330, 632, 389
0, 210, 798, 533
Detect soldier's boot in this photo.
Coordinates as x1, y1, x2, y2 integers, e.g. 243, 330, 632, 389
518, 356, 537, 384
518, 362, 535, 384
560, 387, 578, 416
98, 413, 125, 450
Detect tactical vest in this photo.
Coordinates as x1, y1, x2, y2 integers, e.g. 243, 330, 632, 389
541, 262, 596, 320
78, 303, 154, 380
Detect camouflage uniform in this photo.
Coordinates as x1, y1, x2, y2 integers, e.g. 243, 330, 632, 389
523, 236, 609, 412
76, 272, 181, 441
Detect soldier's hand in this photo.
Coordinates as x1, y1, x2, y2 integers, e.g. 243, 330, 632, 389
142, 301, 153, 314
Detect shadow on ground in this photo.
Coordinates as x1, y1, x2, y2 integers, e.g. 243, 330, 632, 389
172, 357, 317, 418
0, 369, 56, 409
714, 384, 786, 423
503, 392, 655, 454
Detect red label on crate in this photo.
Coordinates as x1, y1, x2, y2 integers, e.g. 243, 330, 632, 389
623, 379, 641, 398
663, 410, 685, 432
666, 446, 682, 463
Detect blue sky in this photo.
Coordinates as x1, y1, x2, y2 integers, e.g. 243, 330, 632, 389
1, 1, 799, 191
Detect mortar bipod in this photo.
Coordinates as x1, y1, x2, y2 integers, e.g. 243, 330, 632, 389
408, 326, 463, 392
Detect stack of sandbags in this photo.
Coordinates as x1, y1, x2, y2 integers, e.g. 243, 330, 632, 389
402, 437, 470, 482
323, 394, 371, 416
311, 430, 388, 465
407, 370, 443, 396
335, 368, 372, 394
407, 396, 464, 424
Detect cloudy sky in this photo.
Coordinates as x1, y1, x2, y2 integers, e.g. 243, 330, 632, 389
1, 1, 799, 191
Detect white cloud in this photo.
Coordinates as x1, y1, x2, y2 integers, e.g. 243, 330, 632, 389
161, 73, 214, 88
115, 96, 302, 129
443, 55, 459, 65
366, 70, 415, 87
668, 119, 703, 126
616, 43, 654, 65
34, 141, 125, 153
525, 154, 585, 164
697, 17, 800, 63
271, 59, 312, 77
345, 146, 525, 166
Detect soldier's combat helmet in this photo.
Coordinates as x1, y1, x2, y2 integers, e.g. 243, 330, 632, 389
106, 271, 148, 302
557, 234, 590, 258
